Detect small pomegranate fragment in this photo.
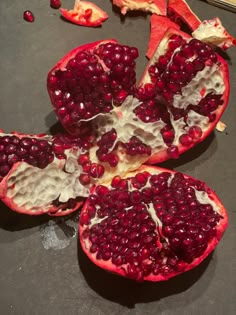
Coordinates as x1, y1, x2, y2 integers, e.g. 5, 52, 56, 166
112, 0, 167, 15
192, 17, 236, 51
167, 0, 201, 31
23, 10, 35, 23
79, 166, 228, 282
60, 0, 108, 27
167, 0, 236, 51
50, 0, 62, 9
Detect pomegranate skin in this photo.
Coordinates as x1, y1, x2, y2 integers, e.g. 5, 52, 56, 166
79, 165, 228, 282
60, 0, 108, 27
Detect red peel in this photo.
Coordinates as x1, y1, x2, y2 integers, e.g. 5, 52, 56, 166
167, 0, 201, 31
146, 15, 180, 59
60, 0, 108, 27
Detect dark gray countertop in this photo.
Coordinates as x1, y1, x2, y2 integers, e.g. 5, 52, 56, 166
0, 0, 236, 314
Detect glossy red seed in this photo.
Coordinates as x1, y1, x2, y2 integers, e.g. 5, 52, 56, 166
23, 10, 35, 22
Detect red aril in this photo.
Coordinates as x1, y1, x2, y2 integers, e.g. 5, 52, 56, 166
50, 0, 62, 9
23, 10, 35, 23
79, 165, 228, 281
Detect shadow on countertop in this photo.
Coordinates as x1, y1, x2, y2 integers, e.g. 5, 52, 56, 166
77, 239, 214, 308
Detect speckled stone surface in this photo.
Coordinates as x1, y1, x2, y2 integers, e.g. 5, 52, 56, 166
0, 1, 236, 314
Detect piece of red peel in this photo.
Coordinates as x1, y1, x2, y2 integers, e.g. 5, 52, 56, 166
112, 0, 167, 16
60, 0, 108, 27
146, 15, 180, 59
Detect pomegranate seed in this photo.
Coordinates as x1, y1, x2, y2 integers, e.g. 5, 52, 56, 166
23, 10, 35, 22
179, 134, 193, 146
50, 0, 62, 9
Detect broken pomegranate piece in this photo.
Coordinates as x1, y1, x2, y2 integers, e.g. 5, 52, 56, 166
167, 0, 201, 31
0, 131, 90, 216
112, 0, 167, 15
60, 0, 108, 27
48, 29, 229, 169
192, 17, 236, 51
79, 166, 228, 282
167, 0, 236, 50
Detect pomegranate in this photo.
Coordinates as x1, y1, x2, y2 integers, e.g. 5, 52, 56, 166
79, 165, 228, 281
60, 0, 108, 27
112, 0, 167, 15
23, 10, 35, 23
0, 2, 233, 282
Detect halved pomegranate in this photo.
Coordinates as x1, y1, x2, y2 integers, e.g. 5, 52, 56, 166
112, 0, 167, 15
60, 0, 108, 27
79, 165, 228, 282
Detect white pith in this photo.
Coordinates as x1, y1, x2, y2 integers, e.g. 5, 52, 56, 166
172, 64, 224, 110
192, 17, 236, 50
113, 0, 162, 15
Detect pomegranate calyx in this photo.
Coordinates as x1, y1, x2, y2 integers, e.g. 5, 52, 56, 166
60, 0, 108, 27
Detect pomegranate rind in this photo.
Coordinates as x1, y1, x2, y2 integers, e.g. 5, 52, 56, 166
112, 0, 167, 15
146, 15, 180, 59
79, 165, 228, 281
167, 0, 201, 31
60, 0, 108, 27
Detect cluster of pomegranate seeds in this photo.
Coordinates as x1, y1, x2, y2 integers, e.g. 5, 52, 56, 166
47, 42, 139, 134
188, 93, 224, 122
81, 171, 222, 280
96, 129, 119, 166
0, 135, 54, 179
77, 153, 105, 185
23, 10, 35, 23
122, 136, 152, 156
53, 132, 94, 152
50, 0, 62, 9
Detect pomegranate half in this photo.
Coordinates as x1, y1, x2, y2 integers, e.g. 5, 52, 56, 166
79, 165, 228, 282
